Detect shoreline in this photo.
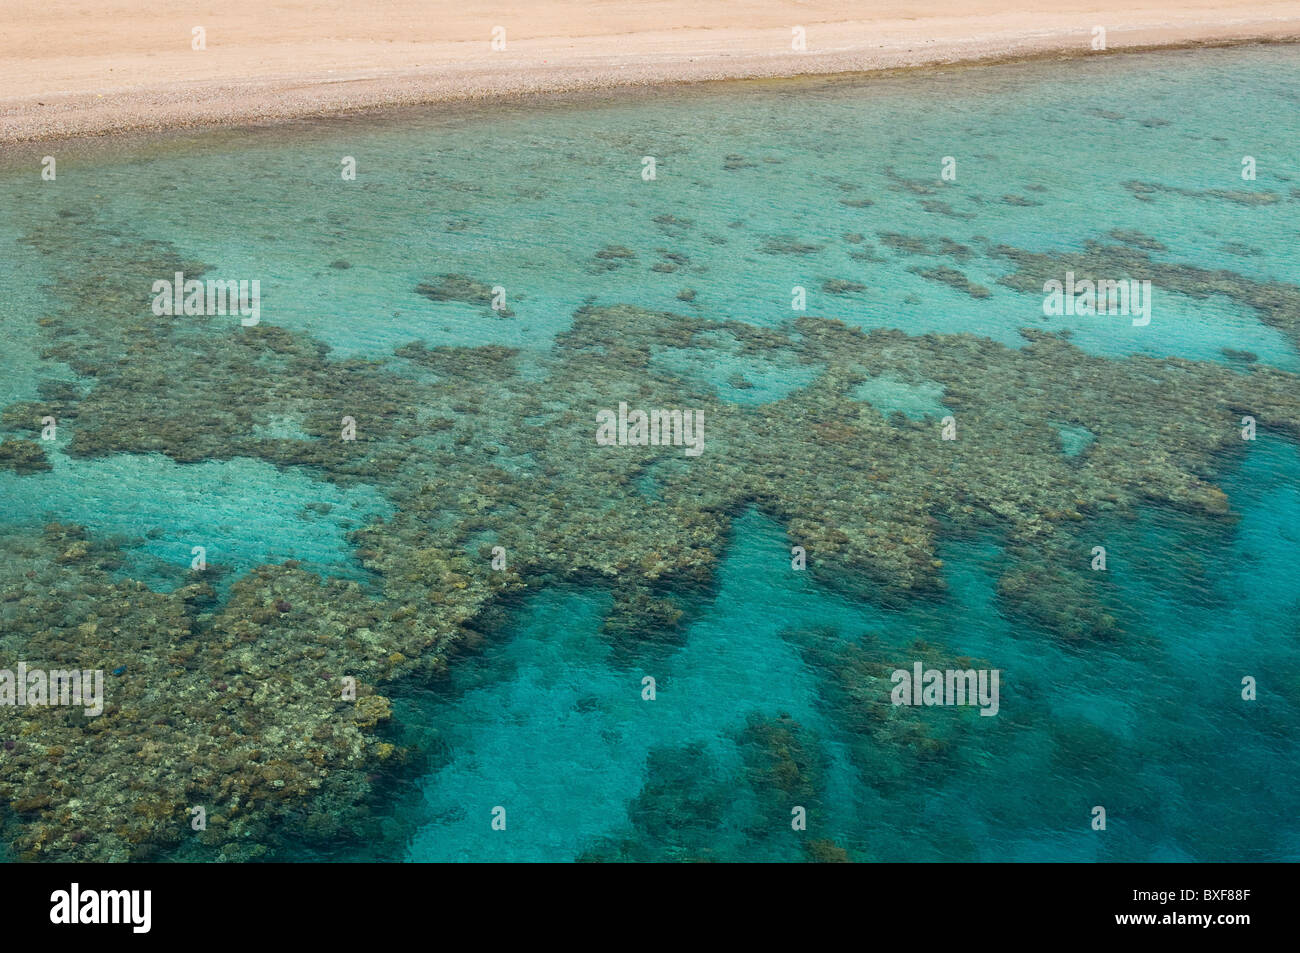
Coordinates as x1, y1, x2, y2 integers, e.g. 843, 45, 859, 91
3, 2, 1300, 144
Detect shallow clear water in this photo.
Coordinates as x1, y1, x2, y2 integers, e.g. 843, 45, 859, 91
1, 45, 1298, 863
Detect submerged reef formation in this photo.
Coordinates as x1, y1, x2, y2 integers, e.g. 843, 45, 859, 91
0, 438, 50, 474
579, 714, 841, 863
736, 711, 828, 832
784, 627, 993, 793
416, 273, 514, 318
4, 205, 1300, 860
0, 525, 400, 860
995, 241, 1300, 352
910, 266, 992, 299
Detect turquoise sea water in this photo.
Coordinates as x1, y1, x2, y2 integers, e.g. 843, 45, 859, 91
366, 438, 1300, 863
1, 45, 1299, 862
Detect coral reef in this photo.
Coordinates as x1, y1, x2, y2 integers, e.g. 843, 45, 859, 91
910, 266, 991, 298
415, 273, 514, 318
996, 240, 1300, 350
783, 627, 990, 792
0, 438, 50, 473
578, 742, 730, 862
822, 279, 867, 296
5, 206, 1300, 860
0, 525, 404, 860
736, 711, 826, 823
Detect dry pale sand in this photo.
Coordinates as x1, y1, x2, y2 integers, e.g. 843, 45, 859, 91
2, 1, 1299, 142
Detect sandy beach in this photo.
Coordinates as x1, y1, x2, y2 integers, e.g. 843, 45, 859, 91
3, 1, 1300, 142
